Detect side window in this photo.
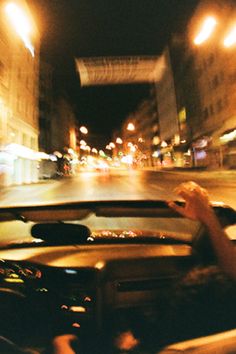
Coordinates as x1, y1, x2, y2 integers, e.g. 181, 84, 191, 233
0, 61, 4, 78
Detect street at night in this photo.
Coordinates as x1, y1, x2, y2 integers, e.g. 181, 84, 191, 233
1, 1, 236, 353
1, 169, 236, 208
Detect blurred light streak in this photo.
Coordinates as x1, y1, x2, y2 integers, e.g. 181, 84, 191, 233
194, 16, 217, 45
5, 2, 34, 56
224, 25, 236, 47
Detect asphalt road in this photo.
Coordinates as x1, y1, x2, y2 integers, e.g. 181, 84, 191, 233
0, 168, 236, 242
0, 168, 236, 208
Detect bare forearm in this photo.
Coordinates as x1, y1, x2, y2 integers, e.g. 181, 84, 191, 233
52, 335, 77, 354
203, 210, 236, 279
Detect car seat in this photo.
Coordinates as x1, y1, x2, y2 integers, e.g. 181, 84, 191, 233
158, 328, 236, 353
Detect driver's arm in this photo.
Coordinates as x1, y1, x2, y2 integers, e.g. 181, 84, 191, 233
52, 334, 78, 354
168, 181, 236, 280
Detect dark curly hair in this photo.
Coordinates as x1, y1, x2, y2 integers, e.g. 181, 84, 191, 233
167, 265, 236, 344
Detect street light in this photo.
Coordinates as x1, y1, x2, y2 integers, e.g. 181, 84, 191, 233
161, 141, 167, 148
223, 24, 236, 47
193, 16, 217, 45
80, 140, 86, 146
80, 126, 88, 134
109, 142, 115, 149
78, 126, 88, 162
116, 137, 123, 144
5, 2, 35, 56
127, 123, 135, 131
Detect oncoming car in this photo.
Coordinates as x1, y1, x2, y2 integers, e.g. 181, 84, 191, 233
0, 199, 235, 353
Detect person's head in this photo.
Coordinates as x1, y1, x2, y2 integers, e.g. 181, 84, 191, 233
168, 266, 236, 344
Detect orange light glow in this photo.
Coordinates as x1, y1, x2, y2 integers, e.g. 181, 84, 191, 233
116, 137, 123, 144
224, 24, 236, 47
80, 126, 88, 134
5, 2, 35, 56
194, 16, 217, 45
127, 123, 135, 131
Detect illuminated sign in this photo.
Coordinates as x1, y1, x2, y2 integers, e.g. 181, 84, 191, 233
75, 55, 165, 86
220, 129, 236, 143
178, 107, 186, 123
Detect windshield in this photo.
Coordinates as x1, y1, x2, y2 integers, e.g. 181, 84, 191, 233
1, 0, 236, 242
0, 215, 199, 245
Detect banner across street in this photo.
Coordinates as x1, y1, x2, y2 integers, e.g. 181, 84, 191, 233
75, 55, 165, 86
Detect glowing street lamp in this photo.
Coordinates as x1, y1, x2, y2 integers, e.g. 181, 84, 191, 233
161, 141, 168, 148
127, 123, 135, 131
193, 16, 217, 45
130, 145, 136, 152
109, 142, 115, 149
116, 137, 123, 144
5, 2, 35, 56
224, 24, 236, 47
80, 140, 86, 146
80, 126, 88, 134
99, 150, 105, 157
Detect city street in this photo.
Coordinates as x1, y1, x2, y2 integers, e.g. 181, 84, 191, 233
0, 168, 236, 242
1, 169, 236, 208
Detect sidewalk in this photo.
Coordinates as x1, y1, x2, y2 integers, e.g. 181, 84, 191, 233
144, 166, 236, 182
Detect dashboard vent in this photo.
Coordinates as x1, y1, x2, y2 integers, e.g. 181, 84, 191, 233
116, 276, 176, 292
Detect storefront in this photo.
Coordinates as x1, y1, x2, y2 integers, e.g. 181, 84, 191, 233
192, 136, 214, 168
219, 128, 236, 168
0, 143, 39, 186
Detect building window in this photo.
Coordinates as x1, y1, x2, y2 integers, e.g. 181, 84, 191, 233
17, 94, 20, 112
219, 71, 224, 82
209, 104, 214, 115
196, 66, 202, 77
223, 95, 228, 107
26, 76, 30, 89
31, 137, 36, 150
212, 75, 219, 88
216, 99, 223, 112
207, 53, 215, 66
229, 71, 236, 84
203, 107, 209, 119
202, 59, 207, 70
0, 61, 4, 78
22, 133, 28, 147
17, 68, 21, 80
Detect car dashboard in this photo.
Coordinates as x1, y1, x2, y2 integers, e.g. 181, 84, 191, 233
0, 243, 195, 353
0, 200, 234, 353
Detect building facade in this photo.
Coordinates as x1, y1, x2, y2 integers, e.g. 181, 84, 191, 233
0, 0, 40, 185
120, 91, 159, 168
186, 0, 236, 168
38, 61, 53, 153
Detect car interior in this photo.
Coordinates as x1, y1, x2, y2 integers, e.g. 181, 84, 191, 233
0, 202, 235, 353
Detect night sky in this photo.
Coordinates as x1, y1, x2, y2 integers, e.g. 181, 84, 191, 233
30, 0, 199, 140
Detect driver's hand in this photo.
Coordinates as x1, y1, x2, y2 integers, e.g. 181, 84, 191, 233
52, 334, 78, 354
168, 181, 213, 223
114, 330, 140, 351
